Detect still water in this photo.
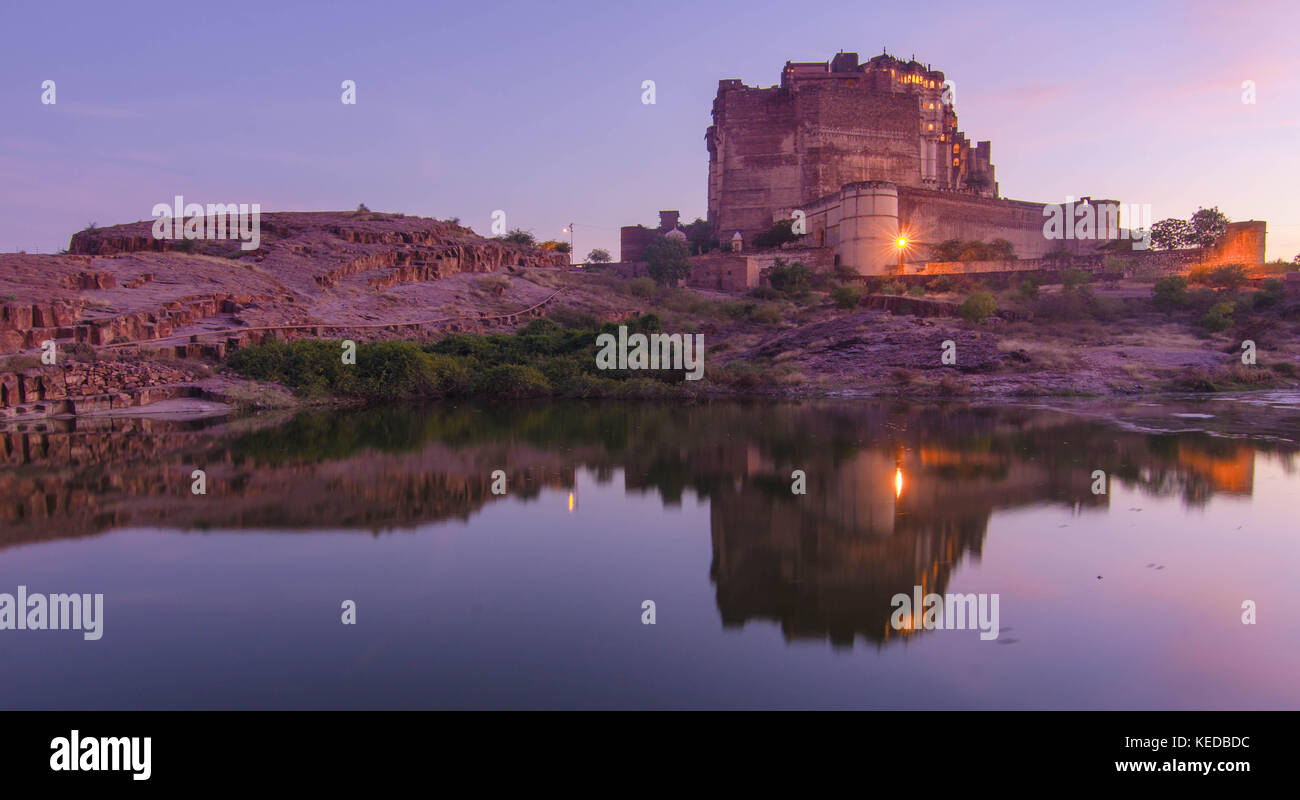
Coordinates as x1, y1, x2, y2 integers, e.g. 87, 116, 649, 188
1, 397, 1296, 709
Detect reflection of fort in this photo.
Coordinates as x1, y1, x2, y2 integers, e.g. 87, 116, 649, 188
708, 445, 1100, 648
0, 402, 1286, 650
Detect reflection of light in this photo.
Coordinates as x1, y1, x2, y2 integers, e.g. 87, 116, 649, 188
896, 236, 908, 249
895, 468, 904, 498
568, 491, 575, 513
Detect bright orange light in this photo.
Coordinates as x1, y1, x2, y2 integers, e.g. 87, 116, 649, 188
567, 491, 575, 512
896, 236, 908, 249
895, 468, 904, 498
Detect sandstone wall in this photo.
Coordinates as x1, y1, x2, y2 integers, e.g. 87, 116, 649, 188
0, 361, 197, 419
898, 186, 1092, 260
686, 255, 759, 292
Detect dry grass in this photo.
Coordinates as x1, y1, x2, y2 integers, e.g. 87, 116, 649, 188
996, 337, 1083, 371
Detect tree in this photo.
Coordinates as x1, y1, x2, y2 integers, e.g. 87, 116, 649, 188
1188, 207, 1229, 247
1149, 218, 1192, 250
586, 248, 611, 264
752, 219, 801, 249
539, 240, 571, 253
644, 236, 691, 285
684, 218, 715, 255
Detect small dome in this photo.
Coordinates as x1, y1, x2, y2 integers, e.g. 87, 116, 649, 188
731, 231, 743, 239
665, 227, 687, 241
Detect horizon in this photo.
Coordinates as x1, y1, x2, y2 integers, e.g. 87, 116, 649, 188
1, 0, 1297, 261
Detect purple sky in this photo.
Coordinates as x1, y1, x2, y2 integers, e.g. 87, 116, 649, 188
1, 0, 1297, 262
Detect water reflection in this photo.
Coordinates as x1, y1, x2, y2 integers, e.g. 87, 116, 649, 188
1, 400, 1292, 653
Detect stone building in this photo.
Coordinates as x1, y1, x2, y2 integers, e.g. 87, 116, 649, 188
612, 50, 1268, 280
703, 51, 1268, 276
707, 51, 997, 244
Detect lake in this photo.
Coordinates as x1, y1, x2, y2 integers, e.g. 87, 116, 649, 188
1, 397, 1296, 709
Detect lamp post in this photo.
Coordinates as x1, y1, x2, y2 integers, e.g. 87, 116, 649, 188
562, 223, 575, 265
896, 235, 908, 275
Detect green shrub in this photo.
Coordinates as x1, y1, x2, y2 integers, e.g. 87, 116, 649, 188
1254, 278, 1285, 309
880, 280, 905, 295
1152, 275, 1190, 310
768, 259, 812, 295
1206, 264, 1249, 291
720, 300, 756, 320
354, 341, 443, 398
546, 306, 599, 329
1201, 300, 1235, 332
614, 377, 675, 399
1016, 279, 1040, 302
628, 277, 657, 298
831, 284, 862, 309
1060, 268, 1093, 290
906, 284, 925, 297
471, 364, 552, 399
960, 290, 997, 322
750, 304, 782, 324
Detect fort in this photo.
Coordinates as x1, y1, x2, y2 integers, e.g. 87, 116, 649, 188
619, 51, 1268, 279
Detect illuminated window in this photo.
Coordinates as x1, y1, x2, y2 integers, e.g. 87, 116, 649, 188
952, 144, 960, 153
927, 123, 934, 130
953, 158, 960, 166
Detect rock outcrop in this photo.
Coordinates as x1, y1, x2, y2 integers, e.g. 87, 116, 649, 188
1, 211, 570, 357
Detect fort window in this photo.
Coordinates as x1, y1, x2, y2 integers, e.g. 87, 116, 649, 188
953, 158, 960, 166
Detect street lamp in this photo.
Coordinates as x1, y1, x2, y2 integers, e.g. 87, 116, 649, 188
561, 223, 575, 265
896, 235, 908, 274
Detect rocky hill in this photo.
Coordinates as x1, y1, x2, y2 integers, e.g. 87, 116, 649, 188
0, 211, 570, 357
